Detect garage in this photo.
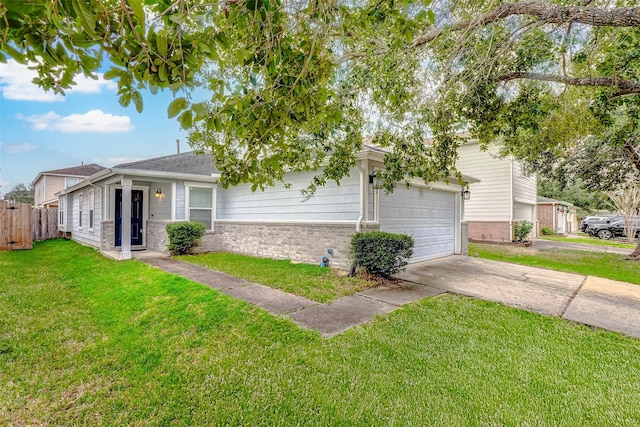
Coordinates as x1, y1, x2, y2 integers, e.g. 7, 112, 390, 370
378, 185, 457, 262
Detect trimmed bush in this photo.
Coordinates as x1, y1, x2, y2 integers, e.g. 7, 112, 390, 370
540, 226, 554, 235
166, 221, 206, 255
514, 220, 533, 242
350, 231, 414, 278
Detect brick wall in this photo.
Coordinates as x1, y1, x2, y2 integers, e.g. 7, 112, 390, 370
461, 222, 469, 255
195, 221, 379, 269
537, 205, 554, 230
146, 220, 172, 253
467, 221, 512, 242
101, 220, 115, 250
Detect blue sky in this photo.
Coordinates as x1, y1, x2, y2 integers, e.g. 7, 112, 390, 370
0, 59, 189, 196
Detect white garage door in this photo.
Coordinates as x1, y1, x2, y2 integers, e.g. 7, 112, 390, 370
379, 186, 456, 263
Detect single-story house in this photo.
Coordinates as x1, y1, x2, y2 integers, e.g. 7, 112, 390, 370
57, 149, 477, 268
32, 163, 106, 208
456, 140, 538, 242
537, 196, 578, 235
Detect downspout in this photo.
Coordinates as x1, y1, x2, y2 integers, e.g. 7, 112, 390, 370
509, 158, 514, 239
552, 203, 556, 232
356, 160, 366, 232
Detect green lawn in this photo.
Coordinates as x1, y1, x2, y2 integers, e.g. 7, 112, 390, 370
175, 252, 375, 303
3, 240, 640, 425
539, 235, 637, 249
470, 242, 640, 284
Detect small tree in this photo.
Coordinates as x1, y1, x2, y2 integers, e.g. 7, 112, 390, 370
514, 220, 533, 242
608, 184, 640, 246
350, 232, 414, 278
166, 222, 206, 255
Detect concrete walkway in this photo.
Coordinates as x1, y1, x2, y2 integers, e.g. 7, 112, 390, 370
141, 256, 640, 339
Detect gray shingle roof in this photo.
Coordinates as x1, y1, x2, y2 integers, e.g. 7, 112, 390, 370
41, 163, 106, 177
114, 151, 219, 176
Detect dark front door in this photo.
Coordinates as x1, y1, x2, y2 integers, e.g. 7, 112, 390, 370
115, 189, 144, 247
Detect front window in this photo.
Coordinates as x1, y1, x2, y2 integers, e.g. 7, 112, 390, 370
188, 186, 213, 230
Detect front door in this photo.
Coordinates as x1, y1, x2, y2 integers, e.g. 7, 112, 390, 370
115, 189, 144, 247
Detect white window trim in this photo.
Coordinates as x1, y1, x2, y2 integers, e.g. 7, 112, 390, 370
88, 189, 95, 232
59, 195, 65, 228
78, 193, 84, 230
65, 177, 78, 189
184, 182, 217, 231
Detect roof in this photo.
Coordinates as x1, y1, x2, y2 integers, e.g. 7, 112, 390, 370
114, 151, 218, 176
537, 196, 574, 207
32, 163, 106, 185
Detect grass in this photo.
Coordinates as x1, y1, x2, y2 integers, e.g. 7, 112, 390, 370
539, 234, 637, 249
470, 242, 640, 284
176, 252, 376, 303
3, 240, 640, 425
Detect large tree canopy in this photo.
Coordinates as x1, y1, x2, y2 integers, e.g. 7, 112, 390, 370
3, 0, 640, 194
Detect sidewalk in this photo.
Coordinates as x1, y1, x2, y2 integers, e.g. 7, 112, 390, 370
141, 256, 640, 339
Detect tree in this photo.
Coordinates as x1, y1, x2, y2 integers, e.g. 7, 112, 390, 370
3, 183, 34, 205
4, 1, 640, 248
608, 184, 640, 250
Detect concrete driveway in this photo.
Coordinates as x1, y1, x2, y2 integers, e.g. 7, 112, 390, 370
398, 256, 640, 338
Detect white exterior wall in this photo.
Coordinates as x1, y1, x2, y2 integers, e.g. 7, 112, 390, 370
512, 162, 537, 204
216, 169, 361, 221
456, 143, 512, 221
69, 187, 102, 247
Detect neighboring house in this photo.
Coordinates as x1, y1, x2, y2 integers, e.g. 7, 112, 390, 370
537, 196, 578, 235
32, 164, 106, 208
57, 149, 477, 268
456, 141, 537, 242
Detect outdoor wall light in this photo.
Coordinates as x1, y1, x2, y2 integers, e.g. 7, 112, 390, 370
462, 189, 471, 200
155, 189, 162, 198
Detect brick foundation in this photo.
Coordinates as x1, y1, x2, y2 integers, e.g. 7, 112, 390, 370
101, 220, 115, 250
198, 221, 379, 269
146, 220, 172, 254
467, 221, 512, 243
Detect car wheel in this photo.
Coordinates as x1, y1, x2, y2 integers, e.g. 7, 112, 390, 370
598, 229, 613, 240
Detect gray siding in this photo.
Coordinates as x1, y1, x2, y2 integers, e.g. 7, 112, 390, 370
175, 183, 186, 220
70, 187, 101, 248
147, 182, 172, 220
216, 169, 361, 221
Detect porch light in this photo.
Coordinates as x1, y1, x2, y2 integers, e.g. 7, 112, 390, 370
462, 189, 471, 200
155, 189, 162, 198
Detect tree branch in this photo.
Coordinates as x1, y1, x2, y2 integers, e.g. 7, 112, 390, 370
496, 72, 640, 94
411, 2, 640, 49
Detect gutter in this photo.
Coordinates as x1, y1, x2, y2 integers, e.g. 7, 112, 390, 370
356, 160, 366, 232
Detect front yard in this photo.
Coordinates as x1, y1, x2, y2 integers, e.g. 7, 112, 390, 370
469, 242, 640, 284
2, 240, 640, 425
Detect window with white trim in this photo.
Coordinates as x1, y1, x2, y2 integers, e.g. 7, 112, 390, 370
187, 185, 214, 230
65, 178, 78, 188
59, 196, 65, 226
78, 193, 83, 228
88, 189, 95, 231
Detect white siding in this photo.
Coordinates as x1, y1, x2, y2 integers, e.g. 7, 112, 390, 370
144, 181, 172, 221
514, 202, 535, 222
175, 184, 186, 220
217, 169, 361, 221
456, 143, 512, 221
512, 162, 537, 204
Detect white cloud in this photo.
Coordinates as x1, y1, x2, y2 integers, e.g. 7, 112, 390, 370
0, 60, 117, 102
0, 142, 40, 154
22, 110, 134, 133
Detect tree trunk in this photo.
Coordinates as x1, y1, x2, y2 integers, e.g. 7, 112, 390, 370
628, 241, 640, 259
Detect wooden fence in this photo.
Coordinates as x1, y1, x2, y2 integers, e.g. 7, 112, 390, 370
33, 207, 60, 241
0, 200, 33, 250
0, 202, 61, 251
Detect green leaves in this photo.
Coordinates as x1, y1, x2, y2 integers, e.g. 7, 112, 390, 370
167, 97, 188, 118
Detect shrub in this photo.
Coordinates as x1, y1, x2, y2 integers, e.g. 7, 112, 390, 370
540, 226, 554, 235
166, 221, 206, 255
350, 231, 414, 278
514, 220, 533, 242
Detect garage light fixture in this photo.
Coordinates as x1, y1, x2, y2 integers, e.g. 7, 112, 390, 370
462, 189, 471, 200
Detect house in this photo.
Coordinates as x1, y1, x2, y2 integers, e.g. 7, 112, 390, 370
537, 196, 578, 235
32, 164, 106, 208
456, 141, 537, 242
56, 149, 477, 268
